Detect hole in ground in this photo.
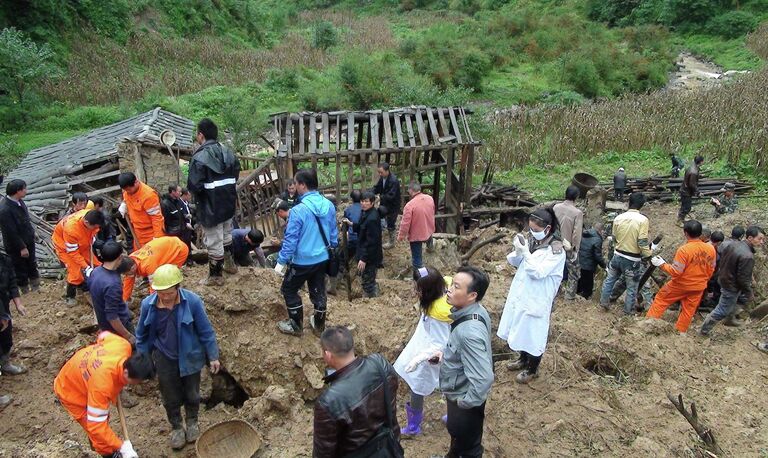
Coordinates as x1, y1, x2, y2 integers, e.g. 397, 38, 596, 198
583, 356, 627, 381
206, 371, 250, 409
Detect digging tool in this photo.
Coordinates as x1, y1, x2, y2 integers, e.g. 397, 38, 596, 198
637, 234, 664, 291
117, 395, 131, 442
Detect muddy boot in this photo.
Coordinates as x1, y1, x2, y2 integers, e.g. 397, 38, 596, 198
222, 246, 238, 275
327, 276, 338, 296
0, 355, 26, 376
310, 314, 326, 337
30, 277, 41, 292
185, 420, 200, 443
699, 315, 718, 336
723, 315, 744, 327
400, 402, 423, 436
0, 394, 11, 410
676, 218, 684, 228
201, 261, 225, 287
506, 358, 526, 371
277, 319, 303, 337
383, 230, 395, 249
169, 428, 186, 450
515, 369, 539, 384
65, 283, 78, 306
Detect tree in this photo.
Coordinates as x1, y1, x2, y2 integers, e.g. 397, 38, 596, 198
0, 27, 58, 105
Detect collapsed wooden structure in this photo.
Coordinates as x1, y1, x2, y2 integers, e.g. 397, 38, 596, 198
236, 107, 482, 236
601, 176, 752, 202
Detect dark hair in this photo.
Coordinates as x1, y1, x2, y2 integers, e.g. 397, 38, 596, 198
683, 220, 702, 238
72, 192, 88, 204
711, 231, 725, 243
416, 267, 447, 313
325, 194, 338, 206
350, 190, 361, 203
694, 155, 704, 164
118, 172, 137, 189
565, 185, 580, 201
529, 207, 559, 235
168, 185, 180, 194
285, 179, 295, 187
91, 196, 104, 207
378, 205, 388, 217
197, 118, 218, 141
117, 257, 136, 274
181, 187, 190, 195
294, 169, 318, 190
731, 226, 745, 240
277, 201, 290, 212
124, 352, 155, 380
700, 227, 712, 238
746, 225, 765, 238
378, 162, 390, 171
247, 228, 264, 246
83, 210, 105, 226
455, 265, 490, 301
361, 190, 376, 203
628, 192, 646, 210
5, 179, 26, 196
320, 326, 354, 355
100, 241, 123, 263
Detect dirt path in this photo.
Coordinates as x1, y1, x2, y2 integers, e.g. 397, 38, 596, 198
666, 52, 750, 91
1, 200, 767, 457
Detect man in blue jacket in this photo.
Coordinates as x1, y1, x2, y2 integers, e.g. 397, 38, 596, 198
135, 264, 220, 450
274, 169, 339, 337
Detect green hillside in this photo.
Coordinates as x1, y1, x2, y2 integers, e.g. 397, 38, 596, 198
1, 0, 766, 179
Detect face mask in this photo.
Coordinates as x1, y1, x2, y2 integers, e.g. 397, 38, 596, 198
530, 228, 548, 241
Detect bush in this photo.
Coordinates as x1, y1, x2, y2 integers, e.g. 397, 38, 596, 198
562, 52, 603, 98
265, 68, 299, 92
453, 50, 490, 92
0, 139, 24, 175
312, 20, 338, 50
707, 10, 758, 38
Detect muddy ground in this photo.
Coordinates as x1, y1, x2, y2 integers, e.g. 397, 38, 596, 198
1, 198, 767, 457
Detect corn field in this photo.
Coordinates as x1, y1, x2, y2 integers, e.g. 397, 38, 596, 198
486, 25, 768, 172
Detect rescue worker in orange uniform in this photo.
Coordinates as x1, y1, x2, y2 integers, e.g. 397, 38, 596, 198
53, 331, 155, 458
122, 236, 190, 302
118, 172, 165, 249
52, 209, 105, 306
646, 220, 716, 332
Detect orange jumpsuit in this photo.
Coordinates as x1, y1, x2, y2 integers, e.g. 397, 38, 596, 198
53, 331, 131, 455
122, 181, 165, 249
122, 236, 190, 301
646, 239, 716, 332
52, 210, 102, 286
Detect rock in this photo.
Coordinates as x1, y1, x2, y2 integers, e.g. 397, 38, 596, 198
632, 436, 670, 456
241, 397, 268, 423
263, 385, 291, 412
542, 419, 566, 434
294, 356, 303, 368
303, 363, 326, 390
635, 318, 673, 335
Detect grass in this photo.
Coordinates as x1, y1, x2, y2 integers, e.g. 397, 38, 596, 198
675, 33, 763, 70
481, 62, 567, 105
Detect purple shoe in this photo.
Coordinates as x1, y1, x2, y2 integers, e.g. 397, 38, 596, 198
400, 402, 423, 436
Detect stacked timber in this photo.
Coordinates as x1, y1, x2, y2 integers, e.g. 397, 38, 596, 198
603, 176, 752, 202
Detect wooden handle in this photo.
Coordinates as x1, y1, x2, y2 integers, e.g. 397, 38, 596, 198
117, 395, 131, 442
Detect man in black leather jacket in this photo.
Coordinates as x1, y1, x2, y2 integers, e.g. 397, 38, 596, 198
161, 185, 186, 239
313, 326, 401, 457
187, 119, 241, 286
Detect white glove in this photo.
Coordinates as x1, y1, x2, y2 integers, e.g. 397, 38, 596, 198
513, 234, 528, 253
84, 266, 94, 278
562, 238, 572, 252
650, 242, 659, 251
120, 440, 138, 458
118, 202, 127, 217
405, 352, 432, 373
274, 263, 286, 276
651, 256, 666, 267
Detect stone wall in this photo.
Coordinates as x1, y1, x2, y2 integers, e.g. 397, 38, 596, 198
117, 139, 181, 193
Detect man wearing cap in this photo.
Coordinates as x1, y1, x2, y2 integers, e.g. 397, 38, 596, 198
613, 167, 626, 202
135, 264, 221, 450
712, 182, 738, 217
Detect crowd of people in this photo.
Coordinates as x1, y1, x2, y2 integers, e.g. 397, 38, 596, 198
0, 123, 766, 458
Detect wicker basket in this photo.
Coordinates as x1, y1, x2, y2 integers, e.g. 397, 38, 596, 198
196, 420, 261, 458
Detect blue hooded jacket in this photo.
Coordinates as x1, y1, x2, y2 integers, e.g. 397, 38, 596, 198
278, 191, 339, 266
135, 288, 219, 377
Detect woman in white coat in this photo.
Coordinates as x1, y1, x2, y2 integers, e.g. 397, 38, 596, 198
393, 266, 452, 436
498, 207, 566, 384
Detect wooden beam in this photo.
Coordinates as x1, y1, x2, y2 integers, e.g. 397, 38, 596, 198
298, 116, 305, 156
393, 113, 404, 148
322, 113, 330, 154
426, 108, 439, 142
404, 114, 416, 148
448, 107, 463, 144
309, 115, 317, 155
415, 108, 429, 146
347, 113, 355, 151
369, 112, 380, 150
382, 111, 394, 149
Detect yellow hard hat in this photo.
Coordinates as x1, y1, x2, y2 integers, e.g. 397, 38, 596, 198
150, 264, 183, 290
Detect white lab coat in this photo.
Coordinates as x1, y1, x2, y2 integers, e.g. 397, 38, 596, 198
394, 313, 452, 396
497, 243, 565, 356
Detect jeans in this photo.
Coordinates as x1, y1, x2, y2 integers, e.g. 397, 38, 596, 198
708, 288, 740, 322
202, 219, 234, 260
678, 194, 693, 220
409, 241, 424, 270
152, 349, 201, 429
600, 255, 642, 314
446, 399, 485, 458
577, 269, 595, 299
281, 261, 328, 326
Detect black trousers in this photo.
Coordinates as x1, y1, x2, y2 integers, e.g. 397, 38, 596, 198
678, 194, 693, 219
361, 263, 378, 296
281, 261, 328, 326
446, 399, 485, 458
0, 319, 12, 356
10, 250, 39, 288
152, 350, 201, 429
518, 351, 542, 373
577, 269, 595, 299
383, 211, 398, 231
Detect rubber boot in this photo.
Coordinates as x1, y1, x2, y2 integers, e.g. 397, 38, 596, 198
310, 314, 325, 337
222, 245, 238, 275
65, 283, 77, 306
277, 319, 303, 336
30, 277, 40, 292
400, 402, 423, 436
723, 313, 743, 327
0, 394, 11, 410
185, 418, 200, 443
169, 428, 186, 450
327, 276, 338, 296
0, 354, 27, 376
383, 230, 395, 249
201, 261, 225, 287
699, 315, 718, 336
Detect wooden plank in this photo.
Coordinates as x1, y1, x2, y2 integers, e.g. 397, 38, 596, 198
463, 144, 474, 204
382, 111, 394, 149
437, 108, 450, 137
393, 113, 404, 148
335, 115, 341, 152
369, 113, 380, 150
448, 107, 463, 144
425, 108, 439, 143
336, 152, 342, 197
404, 114, 416, 148
445, 148, 454, 212
309, 115, 317, 155
87, 185, 121, 197
347, 154, 354, 195
284, 117, 293, 158
347, 113, 355, 151
414, 108, 429, 146
322, 113, 330, 154
298, 116, 305, 156
68, 169, 121, 185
